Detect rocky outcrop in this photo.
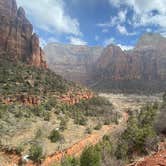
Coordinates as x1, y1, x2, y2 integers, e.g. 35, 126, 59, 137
0, 95, 41, 106
59, 89, 93, 105
44, 43, 103, 84
0, 0, 47, 68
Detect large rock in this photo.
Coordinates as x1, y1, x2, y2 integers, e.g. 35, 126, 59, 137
44, 43, 103, 84
0, 0, 47, 68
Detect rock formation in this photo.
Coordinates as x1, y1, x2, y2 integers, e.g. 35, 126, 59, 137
44, 43, 103, 84
44, 33, 166, 92
0, 0, 47, 68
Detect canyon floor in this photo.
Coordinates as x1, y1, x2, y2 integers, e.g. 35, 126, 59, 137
99, 93, 162, 111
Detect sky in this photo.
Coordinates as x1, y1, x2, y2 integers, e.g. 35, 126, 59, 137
16, 0, 166, 50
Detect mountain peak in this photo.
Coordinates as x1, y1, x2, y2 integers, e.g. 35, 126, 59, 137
0, 0, 47, 68
135, 33, 166, 50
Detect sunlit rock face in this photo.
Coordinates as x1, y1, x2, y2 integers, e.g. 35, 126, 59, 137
92, 33, 166, 92
0, 0, 47, 68
44, 33, 166, 92
44, 43, 103, 84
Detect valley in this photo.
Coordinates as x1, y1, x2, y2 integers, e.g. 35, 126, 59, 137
0, 0, 166, 165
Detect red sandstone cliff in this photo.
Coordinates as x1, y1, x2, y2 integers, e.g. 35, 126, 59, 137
0, 0, 47, 68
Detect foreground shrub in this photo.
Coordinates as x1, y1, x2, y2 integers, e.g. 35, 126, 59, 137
61, 157, 79, 166
29, 144, 43, 162
49, 129, 63, 143
80, 146, 101, 166
116, 104, 158, 159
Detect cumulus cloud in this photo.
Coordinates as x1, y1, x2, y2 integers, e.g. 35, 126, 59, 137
69, 37, 87, 45
16, 0, 81, 36
109, 0, 166, 29
102, 29, 109, 33
117, 25, 136, 36
117, 44, 134, 51
103, 37, 115, 46
97, 10, 127, 28
40, 37, 58, 48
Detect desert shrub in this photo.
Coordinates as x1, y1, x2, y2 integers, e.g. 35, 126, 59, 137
0, 104, 7, 119
35, 129, 43, 140
80, 146, 101, 166
59, 117, 68, 131
29, 144, 43, 162
116, 104, 158, 159
155, 94, 166, 134
61, 157, 79, 166
16, 143, 24, 154
49, 129, 63, 143
104, 119, 111, 125
94, 123, 102, 130
43, 111, 50, 121
44, 97, 57, 110
85, 127, 92, 134
73, 112, 87, 126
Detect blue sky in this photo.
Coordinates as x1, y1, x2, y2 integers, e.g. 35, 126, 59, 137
16, 0, 166, 50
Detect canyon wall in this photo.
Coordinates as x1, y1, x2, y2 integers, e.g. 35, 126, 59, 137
44, 33, 166, 92
44, 43, 103, 84
0, 0, 47, 68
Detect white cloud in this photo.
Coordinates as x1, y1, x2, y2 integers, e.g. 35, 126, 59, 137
103, 37, 115, 46
117, 25, 136, 36
102, 29, 109, 33
109, 0, 166, 29
16, 0, 81, 36
117, 25, 128, 34
117, 44, 134, 51
40, 37, 58, 48
97, 10, 127, 28
69, 37, 87, 45
118, 10, 127, 23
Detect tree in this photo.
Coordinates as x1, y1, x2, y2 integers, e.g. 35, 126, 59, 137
80, 146, 101, 166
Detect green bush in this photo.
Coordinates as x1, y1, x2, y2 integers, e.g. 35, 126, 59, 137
61, 157, 79, 166
29, 144, 43, 162
59, 117, 68, 131
85, 127, 92, 134
80, 146, 101, 166
116, 104, 158, 159
94, 123, 102, 130
49, 129, 63, 143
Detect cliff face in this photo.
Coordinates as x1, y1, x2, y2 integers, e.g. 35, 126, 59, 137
44, 43, 103, 84
92, 33, 166, 92
44, 33, 166, 92
0, 0, 47, 68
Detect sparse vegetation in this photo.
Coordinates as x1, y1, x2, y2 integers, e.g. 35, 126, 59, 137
80, 146, 101, 166
49, 129, 63, 143
29, 144, 43, 162
61, 157, 79, 166
115, 104, 159, 160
